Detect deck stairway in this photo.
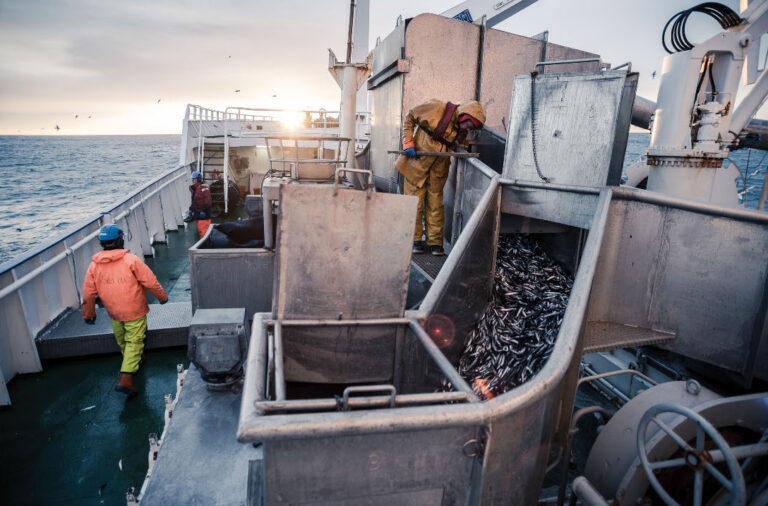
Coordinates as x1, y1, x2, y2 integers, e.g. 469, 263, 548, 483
199, 143, 227, 213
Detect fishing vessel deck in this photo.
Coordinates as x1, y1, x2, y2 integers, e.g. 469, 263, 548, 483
2, 1, 768, 504
0, 226, 198, 505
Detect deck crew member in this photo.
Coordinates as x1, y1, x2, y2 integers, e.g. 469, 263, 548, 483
395, 99, 485, 256
81, 225, 168, 397
187, 171, 213, 238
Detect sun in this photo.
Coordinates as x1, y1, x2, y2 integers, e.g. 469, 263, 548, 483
279, 111, 305, 129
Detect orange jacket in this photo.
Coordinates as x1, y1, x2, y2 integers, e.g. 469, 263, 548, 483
81, 249, 167, 321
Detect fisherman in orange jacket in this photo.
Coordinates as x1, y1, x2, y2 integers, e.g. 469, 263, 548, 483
82, 225, 168, 397
395, 99, 486, 256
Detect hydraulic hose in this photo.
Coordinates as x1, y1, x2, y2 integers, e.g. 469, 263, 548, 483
662, 2, 741, 54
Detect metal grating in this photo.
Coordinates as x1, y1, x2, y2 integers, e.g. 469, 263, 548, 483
411, 253, 448, 283
582, 321, 676, 354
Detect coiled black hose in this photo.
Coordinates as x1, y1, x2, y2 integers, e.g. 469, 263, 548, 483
662, 2, 742, 54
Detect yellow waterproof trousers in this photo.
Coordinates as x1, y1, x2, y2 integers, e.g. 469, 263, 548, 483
404, 172, 447, 247
111, 316, 147, 374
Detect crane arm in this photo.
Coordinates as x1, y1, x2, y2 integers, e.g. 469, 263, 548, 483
441, 0, 538, 27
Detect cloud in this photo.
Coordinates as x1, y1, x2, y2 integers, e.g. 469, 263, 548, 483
0, 0, 353, 133
0, 34, 99, 79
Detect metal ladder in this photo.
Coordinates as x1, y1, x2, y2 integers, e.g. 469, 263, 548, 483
196, 140, 228, 214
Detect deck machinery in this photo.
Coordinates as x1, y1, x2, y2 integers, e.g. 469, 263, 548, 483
139, 10, 768, 506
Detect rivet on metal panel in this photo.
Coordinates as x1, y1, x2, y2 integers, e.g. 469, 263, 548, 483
685, 379, 702, 395
462, 438, 485, 457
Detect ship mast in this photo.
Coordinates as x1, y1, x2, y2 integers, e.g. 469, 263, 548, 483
328, 0, 371, 177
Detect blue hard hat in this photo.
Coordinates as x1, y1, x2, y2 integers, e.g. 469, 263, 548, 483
98, 225, 124, 241
192, 171, 202, 179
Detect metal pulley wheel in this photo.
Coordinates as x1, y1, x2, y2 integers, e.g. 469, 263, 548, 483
636, 403, 746, 506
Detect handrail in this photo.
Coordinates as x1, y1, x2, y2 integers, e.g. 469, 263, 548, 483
0, 169, 188, 302
187, 104, 369, 128
0, 164, 189, 275
188, 104, 369, 123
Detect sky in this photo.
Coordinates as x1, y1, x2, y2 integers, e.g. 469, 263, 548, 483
0, 0, 757, 135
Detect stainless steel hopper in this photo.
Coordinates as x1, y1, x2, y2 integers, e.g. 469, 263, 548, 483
235, 65, 643, 505
237, 161, 614, 504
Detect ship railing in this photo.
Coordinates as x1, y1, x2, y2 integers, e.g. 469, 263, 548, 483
216, 106, 369, 213
185, 104, 370, 141
0, 163, 191, 406
186, 104, 280, 122
263, 135, 350, 178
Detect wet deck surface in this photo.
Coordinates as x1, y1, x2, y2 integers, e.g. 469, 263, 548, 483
0, 348, 189, 505
0, 225, 199, 506
141, 367, 259, 505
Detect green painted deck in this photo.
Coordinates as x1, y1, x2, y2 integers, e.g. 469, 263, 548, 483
0, 225, 200, 506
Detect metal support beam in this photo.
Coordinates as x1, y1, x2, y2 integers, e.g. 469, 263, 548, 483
408, 319, 479, 401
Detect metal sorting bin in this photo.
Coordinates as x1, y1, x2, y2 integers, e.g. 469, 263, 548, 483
189, 226, 274, 322
237, 161, 608, 504
237, 152, 768, 503
584, 187, 768, 386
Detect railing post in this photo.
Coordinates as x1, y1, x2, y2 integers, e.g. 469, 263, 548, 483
224, 127, 230, 214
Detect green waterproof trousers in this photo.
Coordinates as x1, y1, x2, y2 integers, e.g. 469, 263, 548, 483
111, 316, 147, 374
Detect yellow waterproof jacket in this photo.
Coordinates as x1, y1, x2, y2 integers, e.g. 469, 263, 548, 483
395, 100, 486, 188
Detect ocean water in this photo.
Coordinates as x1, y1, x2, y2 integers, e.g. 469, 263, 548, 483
0, 135, 180, 265
0, 133, 765, 266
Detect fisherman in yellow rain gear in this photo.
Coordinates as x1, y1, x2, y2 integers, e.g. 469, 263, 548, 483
395, 99, 486, 256
82, 225, 168, 397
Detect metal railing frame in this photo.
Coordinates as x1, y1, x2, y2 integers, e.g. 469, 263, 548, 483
0, 163, 191, 406
186, 104, 371, 214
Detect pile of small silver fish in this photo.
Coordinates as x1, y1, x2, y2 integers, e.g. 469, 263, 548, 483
454, 234, 573, 399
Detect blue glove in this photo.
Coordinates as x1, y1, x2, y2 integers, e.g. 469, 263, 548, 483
404, 147, 418, 159
84, 317, 96, 325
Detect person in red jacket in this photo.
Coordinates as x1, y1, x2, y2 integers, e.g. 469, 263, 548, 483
187, 171, 212, 238
82, 225, 168, 397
